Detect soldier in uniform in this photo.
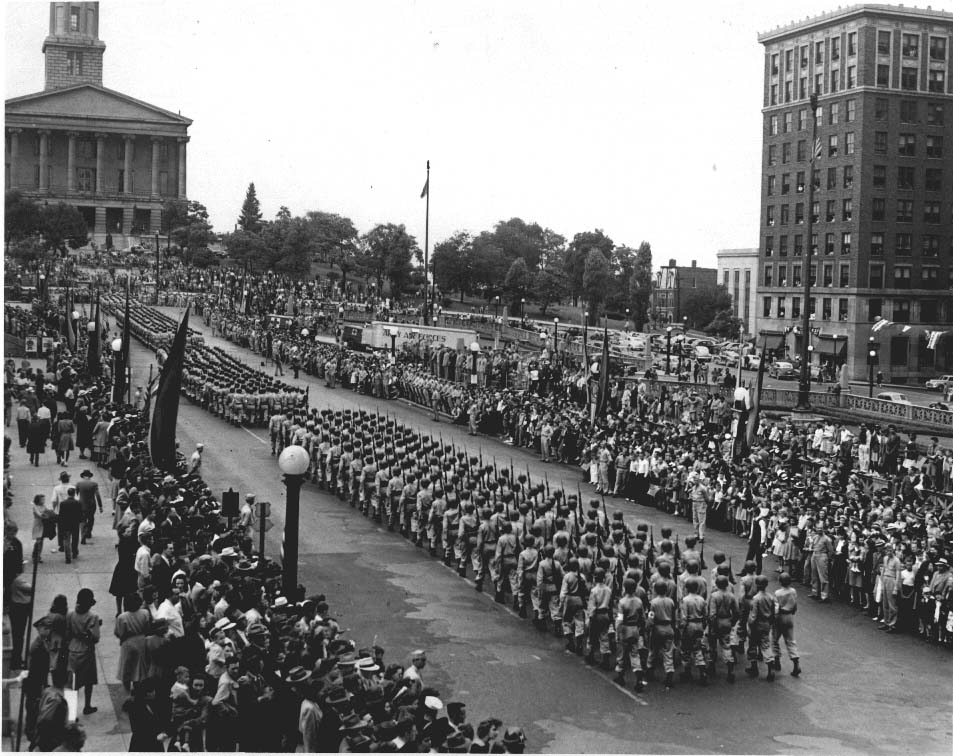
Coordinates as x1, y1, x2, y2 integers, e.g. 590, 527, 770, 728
613, 578, 646, 692
707, 573, 739, 682
746, 575, 776, 681
559, 558, 587, 655
515, 535, 539, 620
586, 567, 613, 670
475, 508, 499, 593
456, 502, 480, 579
679, 578, 709, 685
772, 572, 801, 677
269, 409, 284, 455
647, 580, 677, 689
494, 522, 519, 606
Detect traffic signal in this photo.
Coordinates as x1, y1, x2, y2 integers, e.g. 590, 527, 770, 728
867, 340, 880, 366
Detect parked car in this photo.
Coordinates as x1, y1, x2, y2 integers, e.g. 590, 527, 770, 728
925, 375, 953, 391
876, 392, 912, 405
768, 361, 798, 380
692, 345, 712, 363
744, 355, 761, 370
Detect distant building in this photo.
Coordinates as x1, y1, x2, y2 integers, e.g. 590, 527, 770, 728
757, 4, 952, 382
717, 248, 760, 339
5, 2, 191, 247
651, 259, 718, 326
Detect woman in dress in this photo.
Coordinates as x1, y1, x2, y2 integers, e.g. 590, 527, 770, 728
114, 593, 151, 693
91, 412, 110, 465
66, 588, 101, 715
32, 493, 56, 562
26, 415, 47, 467
74, 403, 94, 460
55, 411, 75, 467
847, 531, 865, 607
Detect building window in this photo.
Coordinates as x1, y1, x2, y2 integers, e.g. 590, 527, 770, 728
829, 102, 839, 125
784, 81, 792, 103
842, 201, 852, 223
924, 201, 941, 223
878, 30, 892, 54
871, 232, 885, 256
828, 134, 838, 157
875, 99, 889, 121
930, 36, 947, 61
922, 235, 940, 256
764, 266, 773, 287
795, 204, 804, 225
847, 32, 857, 57
922, 268, 940, 289
927, 102, 945, 126
839, 299, 849, 321
799, 77, 807, 100
792, 296, 801, 318
801, 45, 809, 68
765, 235, 774, 256
826, 198, 836, 221
869, 298, 882, 320
782, 142, 791, 164
766, 206, 775, 226
763, 297, 772, 318
873, 165, 886, 188
826, 167, 836, 190
825, 233, 835, 255
78, 139, 95, 159
872, 198, 885, 221
831, 37, 841, 61
839, 263, 849, 287
877, 64, 890, 87
830, 71, 839, 93
928, 71, 946, 93
783, 112, 792, 133
900, 100, 918, 123
159, 171, 169, 196
894, 267, 911, 290
722, 270, 729, 286
785, 49, 793, 72
902, 33, 919, 58
778, 299, 786, 318
845, 132, 855, 155
823, 263, 833, 287
926, 136, 944, 158
117, 169, 125, 193
815, 72, 824, 94
69, 6, 80, 32
822, 298, 832, 320
780, 173, 791, 195
874, 131, 887, 153
896, 200, 913, 223
925, 169, 942, 192
921, 299, 939, 321
842, 165, 853, 189
898, 134, 916, 156
815, 41, 823, 64
892, 309, 910, 333
870, 265, 884, 288
767, 175, 776, 195
66, 51, 83, 75
780, 205, 790, 225
796, 140, 806, 162
897, 166, 915, 190
811, 201, 820, 224
768, 145, 777, 166
794, 234, 803, 256
770, 85, 778, 105
792, 264, 801, 286
771, 54, 779, 75
779, 235, 789, 257
798, 108, 807, 131
76, 167, 95, 192
796, 170, 806, 192
901, 67, 918, 90
845, 99, 856, 122
811, 234, 818, 256
846, 66, 855, 89
896, 233, 912, 256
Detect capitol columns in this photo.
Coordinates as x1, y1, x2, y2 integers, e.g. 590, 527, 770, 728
38, 129, 50, 192
123, 135, 134, 194
66, 132, 77, 192
177, 136, 188, 199
95, 133, 106, 194
7, 128, 21, 189
150, 136, 161, 198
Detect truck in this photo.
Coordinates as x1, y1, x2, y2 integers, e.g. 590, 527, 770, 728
350, 321, 479, 353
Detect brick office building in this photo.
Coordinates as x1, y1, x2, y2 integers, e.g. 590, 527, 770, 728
5, 2, 191, 247
757, 4, 952, 383
651, 259, 718, 327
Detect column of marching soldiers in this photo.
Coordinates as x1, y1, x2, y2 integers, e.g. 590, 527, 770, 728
262, 406, 801, 693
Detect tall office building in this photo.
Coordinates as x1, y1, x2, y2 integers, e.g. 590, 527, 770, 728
757, 4, 952, 382
716, 248, 760, 340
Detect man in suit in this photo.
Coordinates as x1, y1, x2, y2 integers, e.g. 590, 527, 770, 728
57, 487, 83, 563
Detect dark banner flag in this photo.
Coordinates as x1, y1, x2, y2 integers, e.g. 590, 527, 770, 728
86, 293, 102, 376
596, 323, 611, 418
113, 286, 131, 404
149, 305, 190, 471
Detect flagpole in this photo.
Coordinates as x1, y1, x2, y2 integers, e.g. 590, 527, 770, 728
423, 160, 430, 325
796, 90, 819, 411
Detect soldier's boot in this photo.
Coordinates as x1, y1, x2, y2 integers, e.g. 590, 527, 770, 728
613, 672, 626, 687
518, 602, 527, 619
766, 664, 776, 682
680, 667, 693, 683
565, 636, 576, 654
575, 635, 585, 656
639, 649, 649, 672
553, 623, 563, 638
494, 589, 505, 604
664, 672, 674, 689
459, 564, 469, 578
415, 533, 423, 547
773, 658, 782, 672
791, 658, 802, 677
601, 653, 612, 671
584, 649, 595, 666
726, 663, 736, 684
444, 552, 453, 567
429, 544, 438, 558
634, 671, 646, 693
706, 661, 716, 678
698, 666, 709, 686
746, 661, 759, 678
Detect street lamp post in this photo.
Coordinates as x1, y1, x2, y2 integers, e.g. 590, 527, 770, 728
797, 91, 820, 411
338, 305, 345, 345
868, 336, 877, 398
387, 325, 398, 361
469, 341, 480, 386
110, 337, 123, 403
553, 317, 559, 357
154, 231, 160, 305
278, 445, 309, 598
494, 295, 500, 320
666, 326, 672, 375
520, 298, 526, 319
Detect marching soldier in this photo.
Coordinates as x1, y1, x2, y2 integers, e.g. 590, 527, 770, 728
535, 545, 562, 634
456, 502, 480, 579
586, 567, 613, 670
679, 578, 709, 685
707, 573, 739, 682
647, 580, 677, 689
746, 575, 776, 681
515, 535, 539, 620
495, 522, 519, 606
613, 578, 646, 692
772, 572, 801, 677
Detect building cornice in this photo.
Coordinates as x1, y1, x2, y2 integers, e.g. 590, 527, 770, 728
759, 3, 953, 44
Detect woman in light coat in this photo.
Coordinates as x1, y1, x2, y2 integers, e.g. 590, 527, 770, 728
32, 493, 55, 562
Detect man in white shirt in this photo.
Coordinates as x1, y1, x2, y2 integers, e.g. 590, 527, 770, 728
189, 443, 204, 475
135, 534, 153, 589
50, 471, 72, 552
156, 590, 185, 638
403, 649, 426, 684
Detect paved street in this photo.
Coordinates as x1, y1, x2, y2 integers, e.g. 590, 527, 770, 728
116, 306, 953, 755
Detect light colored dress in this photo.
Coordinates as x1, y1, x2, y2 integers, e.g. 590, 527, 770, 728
66, 609, 100, 687
114, 608, 151, 687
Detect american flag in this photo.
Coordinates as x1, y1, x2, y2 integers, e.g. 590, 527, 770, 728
871, 317, 892, 332
812, 137, 823, 163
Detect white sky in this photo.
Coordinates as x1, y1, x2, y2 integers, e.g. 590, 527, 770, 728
7, 0, 953, 271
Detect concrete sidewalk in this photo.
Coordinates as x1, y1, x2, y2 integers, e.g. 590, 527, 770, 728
4, 374, 129, 751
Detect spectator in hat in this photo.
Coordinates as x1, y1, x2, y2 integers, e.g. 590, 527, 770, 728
57, 487, 83, 564
66, 588, 101, 715
75, 469, 102, 544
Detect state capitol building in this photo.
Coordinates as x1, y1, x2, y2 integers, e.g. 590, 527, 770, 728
5, 1, 191, 248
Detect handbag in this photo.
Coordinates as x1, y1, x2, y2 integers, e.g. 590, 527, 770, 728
43, 515, 58, 540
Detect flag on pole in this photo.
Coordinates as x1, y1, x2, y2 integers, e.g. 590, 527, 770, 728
812, 137, 822, 163
420, 177, 429, 199
149, 305, 190, 472
63, 286, 76, 351
86, 293, 102, 376
596, 322, 611, 418
113, 286, 131, 404
927, 330, 945, 350
871, 317, 892, 332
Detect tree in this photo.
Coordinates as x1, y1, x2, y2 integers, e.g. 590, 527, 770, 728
357, 223, 419, 300
164, 199, 214, 252
565, 229, 614, 306
503, 257, 532, 314
225, 229, 269, 272
274, 218, 314, 278
187, 248, 220, 269
5, 190, 42, 244
582, 248, 611, 324
237, 182, 263, 234
39, 202, 88, 255
681, 285, 734, 331
534, 266, 569, 315
628, 241, 653, 331
704, 308, 744, 338
491, 218, 547, 270
432, 231, 473, 302
305, 211, 358, 288
469, 232, 507, 294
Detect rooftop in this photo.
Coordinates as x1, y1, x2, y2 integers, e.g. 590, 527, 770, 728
758, 3, 953, 43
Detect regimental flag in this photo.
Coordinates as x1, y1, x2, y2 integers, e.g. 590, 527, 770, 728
745, 339, 770, 451
927, 330, 943, 350
594, 322, 610, 418
63, 285, 76, 351
149, 305, 190, 472
812, 137, 822, 163
871, 317, 893, 332
86, 293, 102, 376
420, 177, 429, 199
113, 285, 131, 404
